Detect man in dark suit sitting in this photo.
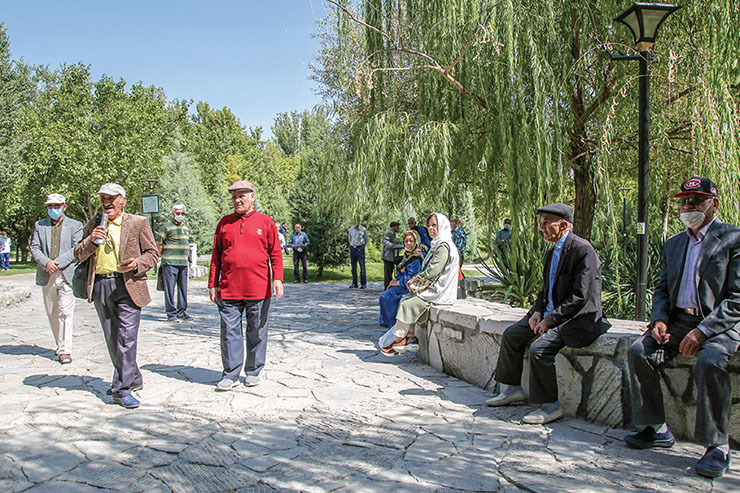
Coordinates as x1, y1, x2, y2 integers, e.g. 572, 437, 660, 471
626, 177, 740, 479
486, 203, 609, 424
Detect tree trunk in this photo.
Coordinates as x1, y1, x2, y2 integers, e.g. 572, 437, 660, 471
571, 132, 596, 240
316, 265, 323, 279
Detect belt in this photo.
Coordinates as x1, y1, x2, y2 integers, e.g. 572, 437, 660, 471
95, 272, 122, 280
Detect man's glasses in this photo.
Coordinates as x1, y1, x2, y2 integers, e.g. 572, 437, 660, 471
677, 197, 711, 207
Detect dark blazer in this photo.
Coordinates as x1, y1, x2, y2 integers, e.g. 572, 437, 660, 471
529, 232, 609, 347
651, 219, 740, 337
75, 213, 159, 307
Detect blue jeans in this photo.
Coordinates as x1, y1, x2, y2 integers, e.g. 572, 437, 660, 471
0, 253, 9, 270
350, 246, 366, 287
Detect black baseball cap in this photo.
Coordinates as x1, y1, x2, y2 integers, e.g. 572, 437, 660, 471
536, 203, 573, 223
674, 177, 718, 198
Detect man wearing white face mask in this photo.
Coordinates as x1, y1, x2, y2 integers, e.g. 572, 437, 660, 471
30, 193, 83, 364
626, 177, 740, 479
156, 204, 192, 322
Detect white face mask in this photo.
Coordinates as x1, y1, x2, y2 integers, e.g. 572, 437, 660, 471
680, 202, 711, 230
174, 214, 185, 223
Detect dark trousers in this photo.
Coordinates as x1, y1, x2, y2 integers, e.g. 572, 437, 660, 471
162, 264, 188, 319
93, 277, 142, 398
494, 316, 566, 404
218, 298, 271, 380
383, 260, 395, 289
350, 246, 366, 287
293, 250, 308, 282
628, 311, 740, 446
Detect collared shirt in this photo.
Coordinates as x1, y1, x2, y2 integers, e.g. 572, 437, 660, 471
348, 225, 367, 247
95, 214, 123, 274
50, 217, 64, 259
545, 232, 569, 316
157, 221, 190, 266
289, 231, 310, 252
676, 218, 716, 336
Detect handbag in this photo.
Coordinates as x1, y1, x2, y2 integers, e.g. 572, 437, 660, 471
72, 257, 90, 300
156, 265, 164, 291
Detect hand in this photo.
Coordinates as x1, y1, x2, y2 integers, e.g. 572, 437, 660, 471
118, 258, 138, 273
45, 260, 60, 274
273, 280, 284, 300
679, 328, 707, 357
651, 320, 670, 345
91, 226, 107, 242
533, 319, 549, 335
528, 312, 543, 332
406, 276, 419, 291
389, 280, 400, 287
209, 287, 220, 304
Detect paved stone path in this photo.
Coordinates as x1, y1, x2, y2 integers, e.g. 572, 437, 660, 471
0, 273, 738, 492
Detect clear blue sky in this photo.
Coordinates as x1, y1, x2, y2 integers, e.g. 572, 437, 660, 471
0, 0, 328, 138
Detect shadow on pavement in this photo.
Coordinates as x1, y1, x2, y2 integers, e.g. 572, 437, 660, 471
0, 344, 57, 361
142, 363, 222, 385
23, 374, 109, 403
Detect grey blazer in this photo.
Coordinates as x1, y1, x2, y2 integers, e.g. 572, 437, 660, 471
30, 216, 84, 287
651, 219, 740, 336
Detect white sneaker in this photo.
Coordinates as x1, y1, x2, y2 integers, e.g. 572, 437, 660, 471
485, 388, 527, 407
522, 403, 564, 424
244, 375, 261, 387
215, 378, 237, 391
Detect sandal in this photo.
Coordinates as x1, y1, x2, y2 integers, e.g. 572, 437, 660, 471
392, 337, 419, 353
59, 354, 72, 364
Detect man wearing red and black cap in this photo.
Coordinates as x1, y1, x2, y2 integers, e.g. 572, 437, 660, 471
626, 176, 740, 478
209, 180, 284, 391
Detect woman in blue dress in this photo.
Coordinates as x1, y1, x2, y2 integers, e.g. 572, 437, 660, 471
379, 230, 424, 327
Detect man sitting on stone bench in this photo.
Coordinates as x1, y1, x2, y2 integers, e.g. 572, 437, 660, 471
626, 177, 740, 479
485, 203, 609, 425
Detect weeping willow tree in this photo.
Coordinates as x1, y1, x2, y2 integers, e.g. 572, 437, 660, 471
314, 0, 739, 247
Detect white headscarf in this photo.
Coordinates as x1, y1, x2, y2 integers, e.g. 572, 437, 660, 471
418, 212, 460, 305
429, 212, 454, 251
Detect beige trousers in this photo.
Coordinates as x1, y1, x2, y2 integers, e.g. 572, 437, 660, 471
42, 271, 75, 354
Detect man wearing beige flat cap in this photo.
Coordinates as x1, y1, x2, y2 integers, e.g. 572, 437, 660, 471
30, 193, 83, 364
75, 183, 159, 408
209, 180, 284, 391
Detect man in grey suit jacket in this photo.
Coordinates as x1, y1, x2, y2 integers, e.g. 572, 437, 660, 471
626, 177, 740, 479
30, 193, 83, 364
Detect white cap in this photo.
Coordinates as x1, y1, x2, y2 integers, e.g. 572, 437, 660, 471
97, 183, 126, 197
44, 193, 66, 205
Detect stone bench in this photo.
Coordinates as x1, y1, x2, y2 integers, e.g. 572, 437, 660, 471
416, 298, 740, 445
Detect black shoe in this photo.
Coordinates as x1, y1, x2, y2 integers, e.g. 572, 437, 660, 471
179, 314, 193, 321
294, 280, 301, 283
166, 317, 179, 323
624, 426, 675, 449
303, 279, 308, 283
695, 446, 731, 478
349, 284, 358, 288
360, 285, 367, 289
113, 395, 140, 409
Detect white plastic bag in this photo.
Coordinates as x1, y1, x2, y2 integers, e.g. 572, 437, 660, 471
378, 326, 396, 349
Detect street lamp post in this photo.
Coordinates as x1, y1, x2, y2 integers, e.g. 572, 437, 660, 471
603, 3, 681, 321
620, 187, 631, 253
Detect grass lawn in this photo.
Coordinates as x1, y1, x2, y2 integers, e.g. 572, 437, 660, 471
0, 261, 38, 276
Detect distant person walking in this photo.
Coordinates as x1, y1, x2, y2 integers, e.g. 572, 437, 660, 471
382, 221, 401, 288
75, 183, 160, 409
30, 193, 83, 364
348, 218, 368, 289
451, 216, 467, 266
0, 231, 11, 270
156, 204, 192, 322
209, 181, 284, 391
289, 223, 310, 283
407, 217, 430, 250
279, 222, 289, 254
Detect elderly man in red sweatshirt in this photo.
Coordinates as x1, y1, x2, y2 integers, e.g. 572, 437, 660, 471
209, 180, 284, 390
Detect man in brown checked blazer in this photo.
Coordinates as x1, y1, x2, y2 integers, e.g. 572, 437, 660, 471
75, 183, 159, 408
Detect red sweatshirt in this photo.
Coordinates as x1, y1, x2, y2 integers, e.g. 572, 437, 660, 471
208, 210, 284, 300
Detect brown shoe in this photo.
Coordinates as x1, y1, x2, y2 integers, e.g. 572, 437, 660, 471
59, 354, 72, 364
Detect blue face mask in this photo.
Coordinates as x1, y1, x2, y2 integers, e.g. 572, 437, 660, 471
48, 208, 64, 221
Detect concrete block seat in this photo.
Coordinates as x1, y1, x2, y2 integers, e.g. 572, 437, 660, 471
416, 298, 740, 444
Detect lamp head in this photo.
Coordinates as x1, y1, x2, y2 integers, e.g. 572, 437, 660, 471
615, 3, 681, 51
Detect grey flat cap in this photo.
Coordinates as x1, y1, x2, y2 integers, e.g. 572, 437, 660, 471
228, 180, 254, 192
98, 183, 126, 197
536, 202, 573, 223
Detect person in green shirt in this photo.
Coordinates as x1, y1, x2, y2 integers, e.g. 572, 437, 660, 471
156, 204, 192, 322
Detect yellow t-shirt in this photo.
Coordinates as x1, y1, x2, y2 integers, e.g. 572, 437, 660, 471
95, 215, 123, 274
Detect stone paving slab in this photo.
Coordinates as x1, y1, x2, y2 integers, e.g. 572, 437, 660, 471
0, 273, 738, 491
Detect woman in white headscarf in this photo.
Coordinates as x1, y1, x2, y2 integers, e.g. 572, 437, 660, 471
381, 212, 460, 356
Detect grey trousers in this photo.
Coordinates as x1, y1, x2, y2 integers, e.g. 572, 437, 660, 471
494, 317, 566, 404
93, 277, 142, 398
162, 264, 188, 319
628, 311, 740, 446
218, 297, 271, 380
